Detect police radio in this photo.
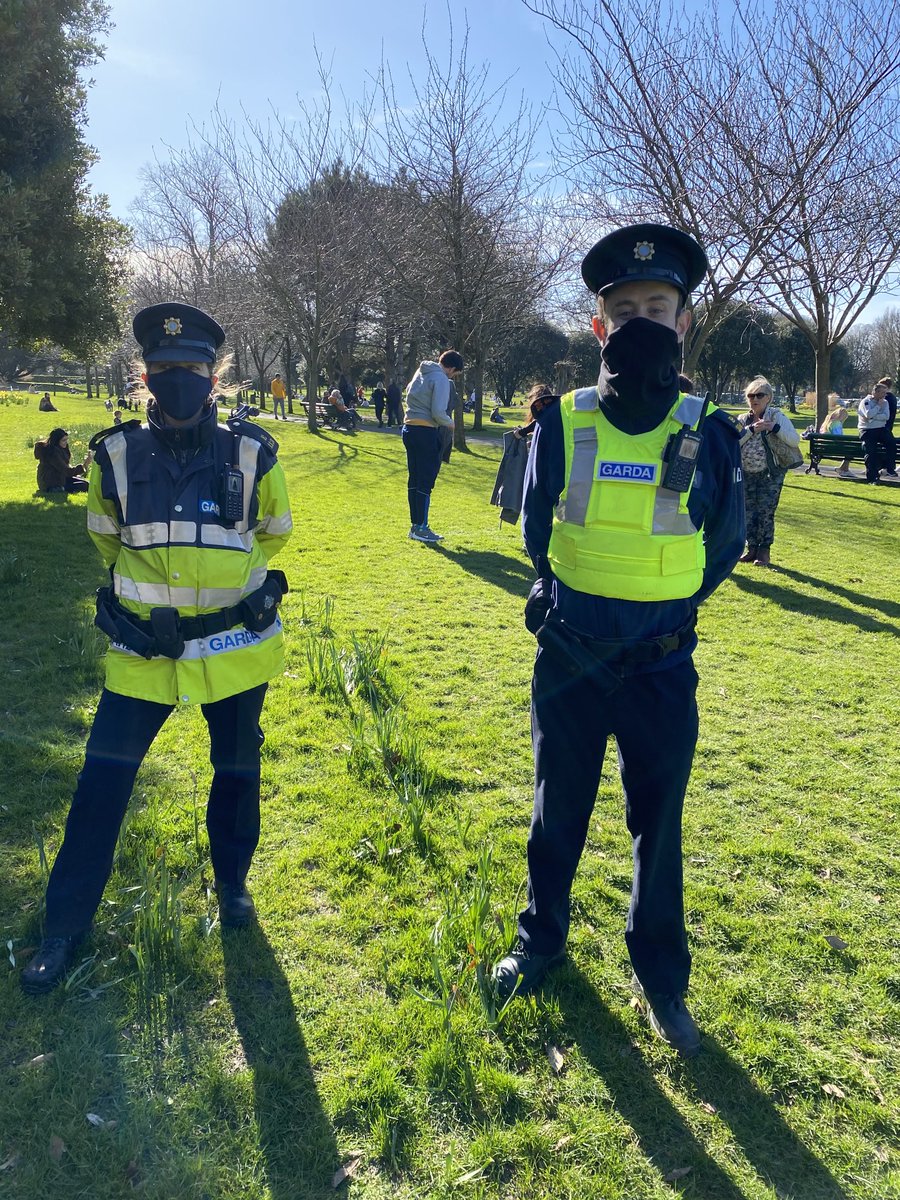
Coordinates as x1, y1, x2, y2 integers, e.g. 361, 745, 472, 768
221, 465, 244, 522
661, 393, 710, 492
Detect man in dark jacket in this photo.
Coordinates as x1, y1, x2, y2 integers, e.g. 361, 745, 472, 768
385, 381, 403, 426
493, 224, 745, 1057
371, 382, 387, 425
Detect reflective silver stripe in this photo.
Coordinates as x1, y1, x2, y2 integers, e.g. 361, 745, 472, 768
573, 387, 599, 412
652, 488, 699, 535
673, 394, 704, 425
108, 617, 281, 662
115, 576, 198, 607
120, 522, 169, 547
87, 511, 119, 535
200, 525, 255, 551
177, 616, 282, 660
115, 568, 268, 609
237, 436, 260, 530
256, 510, 293, 535
561, 426, 599, 526
105, 432, 129, 522
170, 521, 197, 542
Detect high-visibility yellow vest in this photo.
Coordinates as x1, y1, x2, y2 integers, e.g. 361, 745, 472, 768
547, 389, 708, 602
86, 420, 292, 706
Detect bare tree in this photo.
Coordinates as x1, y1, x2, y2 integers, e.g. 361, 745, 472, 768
370, 23, 572, 444
527, 0, 900, 419
868, 307, 900, 383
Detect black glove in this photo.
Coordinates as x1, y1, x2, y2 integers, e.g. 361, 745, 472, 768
524, 578, 552, 636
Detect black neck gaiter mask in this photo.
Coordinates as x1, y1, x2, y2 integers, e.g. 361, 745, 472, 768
597, 317, 682, 434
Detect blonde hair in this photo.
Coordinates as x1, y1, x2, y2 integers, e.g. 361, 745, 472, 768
819, 405, 847, 433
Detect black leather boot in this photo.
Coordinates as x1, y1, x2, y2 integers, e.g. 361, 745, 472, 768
20, 936, 82, 995
216, 881, 256, 928
632, 973, 701, 1056
492, 945, 565, 1001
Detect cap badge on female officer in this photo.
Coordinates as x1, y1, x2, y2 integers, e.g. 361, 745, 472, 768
133, 302, 226, 422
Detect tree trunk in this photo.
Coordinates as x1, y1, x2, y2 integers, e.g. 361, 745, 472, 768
815, 337, 832, 428
306, 351, 319, 432
84, 364, 93, 399
284, 337, 294, 414
471, 360, 485, 431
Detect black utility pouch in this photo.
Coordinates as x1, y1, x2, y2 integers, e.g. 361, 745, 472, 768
240, 570, 289, 633
148, 607, 186, 659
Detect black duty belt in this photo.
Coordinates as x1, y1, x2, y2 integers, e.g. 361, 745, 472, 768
95, 570, 288, 660
537, 609, 696, 678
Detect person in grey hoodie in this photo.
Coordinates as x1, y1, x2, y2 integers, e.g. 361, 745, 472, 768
402, 350, 463, 542
857, 383, 897, 483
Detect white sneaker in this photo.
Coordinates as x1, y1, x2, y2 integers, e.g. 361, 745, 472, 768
837, 469, 854, 479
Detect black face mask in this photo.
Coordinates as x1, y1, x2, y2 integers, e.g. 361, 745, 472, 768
597, 317, 681, 433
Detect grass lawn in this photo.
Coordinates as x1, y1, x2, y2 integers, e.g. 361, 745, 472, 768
1, 391, 899, 1200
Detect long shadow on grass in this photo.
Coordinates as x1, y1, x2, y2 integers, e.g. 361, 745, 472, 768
560, 968, 847, 1199
433, 546, 533, 598
729, 571, 898, 637
222, 925, 341, 1199
770, 564, 900, 620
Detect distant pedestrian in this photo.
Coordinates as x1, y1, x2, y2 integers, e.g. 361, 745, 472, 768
271, 373, 287, 420
402, 350, 463, 543
857, 383, 897, 482
371, 381, 386, 425
385, 380, 403, 426
877, 376, 897, 432
738, 377, 801, 565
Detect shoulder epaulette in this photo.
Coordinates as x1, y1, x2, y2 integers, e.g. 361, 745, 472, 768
710, 408, 747, 439
532, 393, 560, 417
89, 419, 141, 451
225, 417, 278, 455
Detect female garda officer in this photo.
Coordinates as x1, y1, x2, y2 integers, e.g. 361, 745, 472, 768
22, 303, 293, 994
492, 226, 745, 1056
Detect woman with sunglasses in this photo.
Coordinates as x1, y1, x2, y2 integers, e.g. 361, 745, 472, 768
738, 377, 801, 566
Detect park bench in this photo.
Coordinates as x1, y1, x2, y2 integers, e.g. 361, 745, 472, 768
804, 433, 899, 475
299, 400, 341, 428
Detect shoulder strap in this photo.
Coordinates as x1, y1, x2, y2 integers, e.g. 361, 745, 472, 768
225, 417, 278, 456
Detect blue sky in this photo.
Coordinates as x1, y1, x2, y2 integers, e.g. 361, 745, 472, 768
84, 0, 897, 319
85, 0, 559, 220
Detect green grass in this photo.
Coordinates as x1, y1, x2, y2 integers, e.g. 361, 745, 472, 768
1, 393, 899, 1199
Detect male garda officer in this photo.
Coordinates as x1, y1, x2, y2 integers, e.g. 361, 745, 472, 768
493, 226, 745, 1055
21, 303, 293, 994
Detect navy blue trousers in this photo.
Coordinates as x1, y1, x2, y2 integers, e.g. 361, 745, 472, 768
402, 424, 442, 526
44, 684, 267, 938
519, 648, 699, 995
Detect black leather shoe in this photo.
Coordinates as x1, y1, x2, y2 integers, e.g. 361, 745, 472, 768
216, 881, 256, 928
492, 945, 565, 1001
20, 936, 82, 995
632, 973, 701, 1057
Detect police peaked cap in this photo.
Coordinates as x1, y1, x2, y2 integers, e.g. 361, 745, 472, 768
581, 223, 708, 299
133, 302, 226, 364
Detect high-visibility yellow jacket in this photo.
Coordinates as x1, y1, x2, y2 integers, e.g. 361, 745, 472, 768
547, 391, 708, 602
87, 414, 292, 705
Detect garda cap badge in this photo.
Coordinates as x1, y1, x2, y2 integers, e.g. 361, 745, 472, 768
163, 316, 183, 336
633, 241, 655, 262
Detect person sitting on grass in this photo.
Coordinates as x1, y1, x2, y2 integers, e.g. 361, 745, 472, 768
33, 428, 90, 493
